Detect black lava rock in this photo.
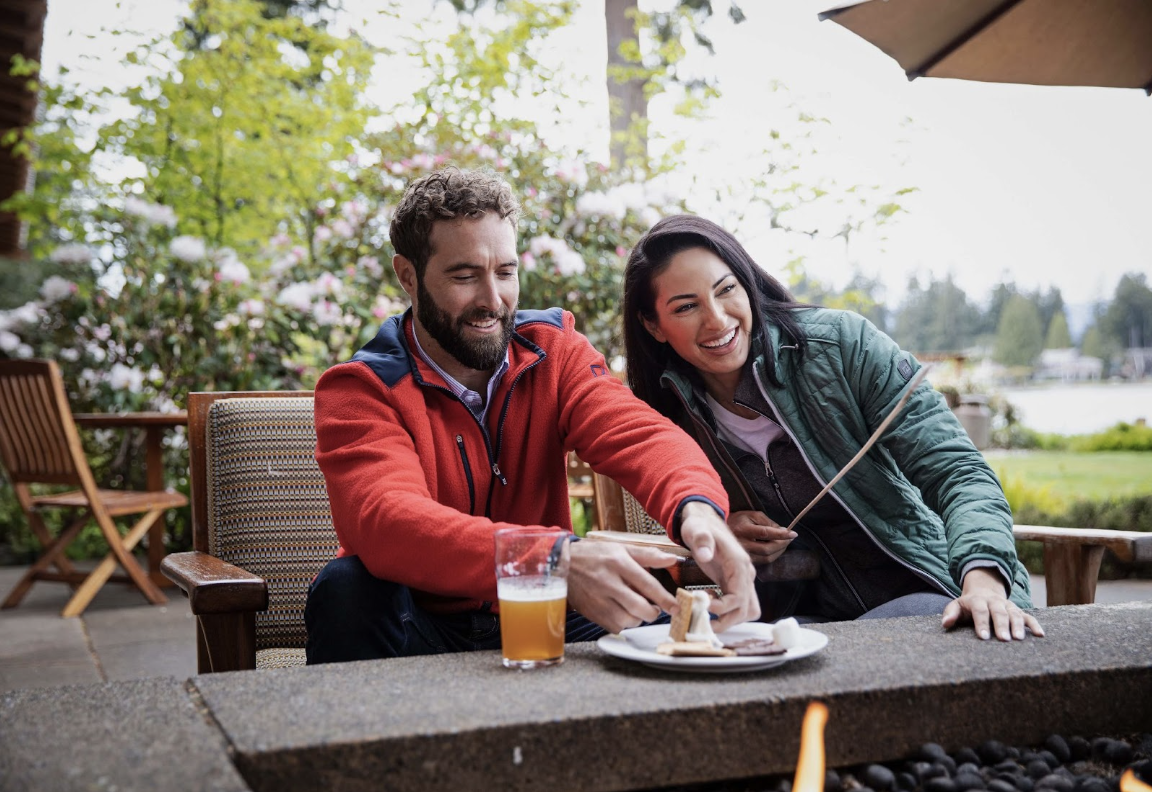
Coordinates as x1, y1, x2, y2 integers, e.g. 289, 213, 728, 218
989, 781, 1017, 792
926, 777, 958, 792
955, 772, 986, 791
911, 763, 937, 782
1073, 779, 1110, 792
1008, 748, 1022, 761
1013, 775, 1035, 792
955, 749, 982, 767
896, 773, 917, 792
1045, 736, 1072, 764
939, 757, 959, 775
864, 764, 896, 791
1022, 752, 1043, 765
995, 760, 1022, 775
1091, 739, 1112, 762
957, 763, 982, 777
1102, 741, 1133, 767
1039, 751, 1061, 770
825, 769, 841, 792
1035, 774, 1073, 792
1068, 737, 1091, 762
1028, 761, 1053, 780
921, 744, 951, 763
980, 742, 1010, 765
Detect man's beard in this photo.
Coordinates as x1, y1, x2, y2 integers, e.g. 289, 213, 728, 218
416, 278, 516, 372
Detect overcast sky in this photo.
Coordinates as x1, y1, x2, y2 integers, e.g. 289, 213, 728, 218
42, 0, 1152, 314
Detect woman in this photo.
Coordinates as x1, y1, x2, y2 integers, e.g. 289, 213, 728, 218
623, 214, 1042, 641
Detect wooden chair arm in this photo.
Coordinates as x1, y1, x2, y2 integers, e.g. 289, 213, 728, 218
160, 551, 269, 615
1013, 525, 1152, 563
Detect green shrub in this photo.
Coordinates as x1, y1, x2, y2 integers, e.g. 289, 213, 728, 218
1070, 422, 1152, 452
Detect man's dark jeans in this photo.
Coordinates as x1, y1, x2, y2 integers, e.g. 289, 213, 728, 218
305, 555, 611, 664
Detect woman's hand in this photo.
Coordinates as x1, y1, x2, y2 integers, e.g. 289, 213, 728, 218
727, 510, 797, 564
941, 567, 1045, 641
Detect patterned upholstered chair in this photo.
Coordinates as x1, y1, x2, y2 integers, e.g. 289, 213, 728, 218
161, 392, 337, 673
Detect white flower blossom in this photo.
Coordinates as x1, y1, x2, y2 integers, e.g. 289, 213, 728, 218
410, 153, 435, 170
312, 272, 344, 298
575, 191, 626, 221
213, 315, 241, 331
357, 255, 383, 278
79, 368, 103, 388
312, 299, 344, 326
86, 343, 107, 363
108, 363, 146, 393
551, 161, 588, 188
11, 302, 40, 326
528, 235, 585, 276
40, 276, 76, 303
331, 219, 355, 239
554, 248, 586, 276
124, 196, 177, 228
59, 347, 80, 362
171, 236, 207, 262
313, 226, 333, 244
49, 243, 93, 265
640, 206, 662, 227
371, 294, 405, 320
276, 282, 314, 312
215, 249, 250, 284
238, 299, 265, 316
340, 200, 367, 225
0, 330, 19, 352
15, 343, 32, 359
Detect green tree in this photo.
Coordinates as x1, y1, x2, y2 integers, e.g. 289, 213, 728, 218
993, 294, 1044, 367
1044, 309, 1072, 349
109, 0, 376, 256
1080, 323, 1115, 368
1100, 273, 1152, 349
892, 274, 980, 353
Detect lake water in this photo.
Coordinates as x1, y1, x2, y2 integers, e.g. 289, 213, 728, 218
997, 382, 1152, 435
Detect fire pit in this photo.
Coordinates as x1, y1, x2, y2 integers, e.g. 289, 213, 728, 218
660, 703, 1152, 792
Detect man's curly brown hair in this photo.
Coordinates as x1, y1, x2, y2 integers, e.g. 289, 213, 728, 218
389, 167, 521, 278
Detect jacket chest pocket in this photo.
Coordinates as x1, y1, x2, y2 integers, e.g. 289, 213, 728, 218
455, 434, 477, 515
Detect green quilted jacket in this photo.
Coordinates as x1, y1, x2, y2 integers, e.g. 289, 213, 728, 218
659, 307, 1032, 608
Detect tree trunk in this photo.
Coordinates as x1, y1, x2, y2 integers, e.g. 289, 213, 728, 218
0, 0, 47, 258
604, 0, 646, 167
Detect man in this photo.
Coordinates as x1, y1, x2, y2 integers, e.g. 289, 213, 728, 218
305, 167, 757, 663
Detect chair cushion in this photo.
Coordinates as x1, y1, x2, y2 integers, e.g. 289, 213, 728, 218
622, 490, 666, 535
256, 647, 308, 669
206, 398, 338, 650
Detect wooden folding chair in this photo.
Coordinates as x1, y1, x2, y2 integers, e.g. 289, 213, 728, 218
0, 359, 187, 617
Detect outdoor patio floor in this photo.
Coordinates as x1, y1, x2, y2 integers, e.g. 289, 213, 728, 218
2, 563, 1151, 695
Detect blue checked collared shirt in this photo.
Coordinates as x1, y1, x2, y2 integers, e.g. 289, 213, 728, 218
411, 324, 510, 425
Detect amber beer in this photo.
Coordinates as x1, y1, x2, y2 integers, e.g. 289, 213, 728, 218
497, 575, 567, 668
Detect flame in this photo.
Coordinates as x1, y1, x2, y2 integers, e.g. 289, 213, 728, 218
1121, 769, 1152, 792
793, 702, 829, 792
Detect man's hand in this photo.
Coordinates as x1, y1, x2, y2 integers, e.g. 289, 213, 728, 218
679, 502, 759, 632
941, 567, 1045, 641
567, 540, 681, 634
728, 510, 796, 564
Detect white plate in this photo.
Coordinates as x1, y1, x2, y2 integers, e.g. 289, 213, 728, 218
597, 622, 828, 673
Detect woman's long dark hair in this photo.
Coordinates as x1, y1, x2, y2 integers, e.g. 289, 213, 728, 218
623, 214, 808, 418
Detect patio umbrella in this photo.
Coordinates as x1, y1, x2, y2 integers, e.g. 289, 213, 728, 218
819, 0, 1152, 95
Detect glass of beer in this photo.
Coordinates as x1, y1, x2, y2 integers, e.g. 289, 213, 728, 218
494, 528, 571, 669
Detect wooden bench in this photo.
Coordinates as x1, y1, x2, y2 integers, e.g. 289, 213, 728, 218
1012, 525, 1152, 606
589, 472, 1152, 608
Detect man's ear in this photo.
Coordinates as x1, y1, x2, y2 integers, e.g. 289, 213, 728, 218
394, 254, 418, 301
641, 313, 667, 344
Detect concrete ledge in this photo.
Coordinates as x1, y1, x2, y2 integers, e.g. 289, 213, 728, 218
0, 676, 251, 792
191, 601, 1152, 792
2, 603, 1149, 792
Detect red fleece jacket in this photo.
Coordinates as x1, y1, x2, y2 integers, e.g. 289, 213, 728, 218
313, 308, 729, 613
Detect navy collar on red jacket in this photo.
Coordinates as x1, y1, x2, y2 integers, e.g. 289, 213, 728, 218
351, 307, 562, 389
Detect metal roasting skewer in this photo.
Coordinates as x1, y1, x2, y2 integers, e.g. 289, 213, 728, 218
784, 363, 934, 533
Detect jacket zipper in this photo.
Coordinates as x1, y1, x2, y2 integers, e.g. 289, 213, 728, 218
668, 386, 761, 513
455, 434, 476, 515
486, 354, 544, 516
749, 359, 952, 597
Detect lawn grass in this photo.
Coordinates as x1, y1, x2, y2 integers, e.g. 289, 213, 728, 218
984, 450, 1152, 502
